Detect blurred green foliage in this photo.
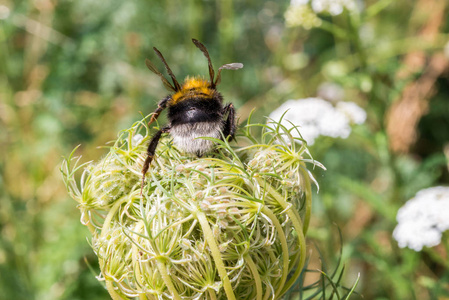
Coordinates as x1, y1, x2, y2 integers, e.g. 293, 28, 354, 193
1, 0, 449, 299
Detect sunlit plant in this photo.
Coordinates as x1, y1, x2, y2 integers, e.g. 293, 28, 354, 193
62, 115, 323, 300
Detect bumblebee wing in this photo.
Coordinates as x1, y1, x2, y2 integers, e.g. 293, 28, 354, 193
145, 59, 176, 92
214, 63, 244, 86
192, 39, 215, 85
220, 63, 244, 70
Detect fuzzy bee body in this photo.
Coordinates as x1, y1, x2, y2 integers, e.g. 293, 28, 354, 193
171, 121, 224, 156
140, 39, 243, 194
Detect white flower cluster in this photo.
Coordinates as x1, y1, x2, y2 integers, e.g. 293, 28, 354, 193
268, 97, 366, 145
285, 3, 322, 29
285, 0, 357, 28
393, 187, 449, 251
310, 0, 357, 16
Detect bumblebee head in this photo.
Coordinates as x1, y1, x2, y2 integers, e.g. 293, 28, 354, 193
170, 76, 213, 104
145, 39, 243, 98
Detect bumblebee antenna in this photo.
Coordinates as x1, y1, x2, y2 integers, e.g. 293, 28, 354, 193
192, 39, 215, 88
214, 63, 244, 86
153, 47, 182, 91
145, 59, 176, 92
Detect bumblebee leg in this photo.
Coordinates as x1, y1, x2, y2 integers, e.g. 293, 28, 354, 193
148, 96, 171, 126
140, 126, 171, 195
222, 103, 236, 141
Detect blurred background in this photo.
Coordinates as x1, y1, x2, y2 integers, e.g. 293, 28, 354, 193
1, 0, 448, 299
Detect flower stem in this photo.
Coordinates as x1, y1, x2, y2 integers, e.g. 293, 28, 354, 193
105, 280, 127, 300
99, 195, 130, 299
299, 164, 312, 234
255, 177, 307, 297
155, 259, 182, 300
245, 255, 263, 300
207, 288, 218, 300
261, 206, 290, 298
196, 210, 236, 300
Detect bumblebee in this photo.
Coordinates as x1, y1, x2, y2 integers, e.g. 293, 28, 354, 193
141, 39, 243, 193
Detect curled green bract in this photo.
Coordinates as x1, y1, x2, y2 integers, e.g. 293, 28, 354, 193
61, 115, 322, 300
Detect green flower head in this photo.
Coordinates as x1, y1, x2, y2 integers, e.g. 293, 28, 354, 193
62, 115, 322, 300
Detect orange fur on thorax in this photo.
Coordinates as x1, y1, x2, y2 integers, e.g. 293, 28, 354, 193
171, 77, 214, 104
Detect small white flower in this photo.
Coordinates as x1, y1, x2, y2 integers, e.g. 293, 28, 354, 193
284, 4, 322, 29
291, 0, 309, 6
0, 5, 10, 20
393, 186, 449, 251
200, 201, 209, 211
311, 0, 357, 16
131, 134, 143, 146
268, 97, 365, 145
181, 239, 192, 250
285, 0, 358, 30
336, 101, 367, 124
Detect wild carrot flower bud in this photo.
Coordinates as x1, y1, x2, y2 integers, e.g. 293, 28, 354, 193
61, 116, 322, 299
